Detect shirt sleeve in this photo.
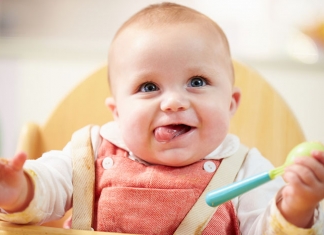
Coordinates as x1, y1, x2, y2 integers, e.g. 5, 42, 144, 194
0, 125, 101, 225
236, 147, 324, 235
263, 197, 324, 234
0, 148, 73, 225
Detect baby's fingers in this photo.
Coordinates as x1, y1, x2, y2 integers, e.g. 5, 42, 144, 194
0, 152, 27, 173
10, 152, 27, 171
293, 156, 324, 184
311, 150, 324, 165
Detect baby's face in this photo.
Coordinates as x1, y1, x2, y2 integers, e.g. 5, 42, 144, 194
107, 22, 240, 166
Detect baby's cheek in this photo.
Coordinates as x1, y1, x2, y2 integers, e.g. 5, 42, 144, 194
121, 124, 148, 151
202, 121, 228, 151
206, 113, 229, 134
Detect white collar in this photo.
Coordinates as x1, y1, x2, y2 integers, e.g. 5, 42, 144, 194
100, 121, 240, 163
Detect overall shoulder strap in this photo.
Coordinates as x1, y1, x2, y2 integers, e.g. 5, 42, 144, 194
70, 125, 95, 230
174, 144, 249, 235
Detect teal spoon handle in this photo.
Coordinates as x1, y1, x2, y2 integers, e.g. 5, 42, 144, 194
206, 172, 271, 207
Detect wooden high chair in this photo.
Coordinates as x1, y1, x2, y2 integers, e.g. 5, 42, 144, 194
0, 60, 306, 234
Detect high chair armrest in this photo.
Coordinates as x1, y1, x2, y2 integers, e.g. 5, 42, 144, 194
0, 221, 138, 235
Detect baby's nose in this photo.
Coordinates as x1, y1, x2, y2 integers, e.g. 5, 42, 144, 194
160, 92, 190, 112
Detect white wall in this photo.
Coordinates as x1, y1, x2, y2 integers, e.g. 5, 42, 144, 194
0, 0, 323, 157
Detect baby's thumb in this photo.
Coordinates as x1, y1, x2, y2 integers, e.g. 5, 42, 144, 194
10, 152, 27, 171
63, 215, 72, 229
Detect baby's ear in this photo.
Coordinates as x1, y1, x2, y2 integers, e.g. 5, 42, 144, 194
229, 87, 241, 117
105, 97, 119, 120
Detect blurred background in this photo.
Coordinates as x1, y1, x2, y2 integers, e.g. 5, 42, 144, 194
0, 0, 324, 157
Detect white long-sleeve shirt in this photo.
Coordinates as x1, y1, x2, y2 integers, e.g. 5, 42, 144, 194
1, 122, 323, 234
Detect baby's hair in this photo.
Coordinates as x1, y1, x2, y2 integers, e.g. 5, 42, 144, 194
112, 2, 229, 48
108, 2, 233, 88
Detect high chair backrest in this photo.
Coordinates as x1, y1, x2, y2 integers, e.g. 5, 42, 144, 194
17, 66, 112, 160
229, 61, 305, 166
15, 60, 305, 228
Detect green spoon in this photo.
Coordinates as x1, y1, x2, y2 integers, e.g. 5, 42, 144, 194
206, 141, 324, 207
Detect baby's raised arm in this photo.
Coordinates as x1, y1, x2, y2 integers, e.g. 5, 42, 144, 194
0, 152, 34, 213
278, 150, 324, 228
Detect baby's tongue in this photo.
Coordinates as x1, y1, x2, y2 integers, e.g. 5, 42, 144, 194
154, 125, 189, 142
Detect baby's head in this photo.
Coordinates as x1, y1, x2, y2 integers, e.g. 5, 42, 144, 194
106, 2, 241, 166
108, 2, 234, 91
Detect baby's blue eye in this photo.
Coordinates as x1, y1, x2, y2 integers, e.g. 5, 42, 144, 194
140, 82, 159, 92
188, 76, 207, 87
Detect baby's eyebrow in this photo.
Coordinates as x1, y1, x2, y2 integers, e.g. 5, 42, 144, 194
131, 70, 161, 82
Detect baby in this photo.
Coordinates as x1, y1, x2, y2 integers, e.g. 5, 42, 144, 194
1, 2, 324, 234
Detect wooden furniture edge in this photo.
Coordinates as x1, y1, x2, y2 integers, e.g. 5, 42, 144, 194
0, 221, 138, 235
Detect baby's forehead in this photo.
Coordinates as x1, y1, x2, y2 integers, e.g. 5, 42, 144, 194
108, 24, 233, 92
110, 20, 229, 58
109, 21, 227, 68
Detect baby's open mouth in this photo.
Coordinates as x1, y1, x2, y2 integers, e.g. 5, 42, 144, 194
154, 124, 192, 142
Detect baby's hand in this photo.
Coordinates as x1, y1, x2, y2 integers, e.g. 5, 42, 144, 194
0, 152, 33, 212
278, 150, 324, 228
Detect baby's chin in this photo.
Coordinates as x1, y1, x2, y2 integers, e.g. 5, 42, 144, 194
138, 152, 202, 167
